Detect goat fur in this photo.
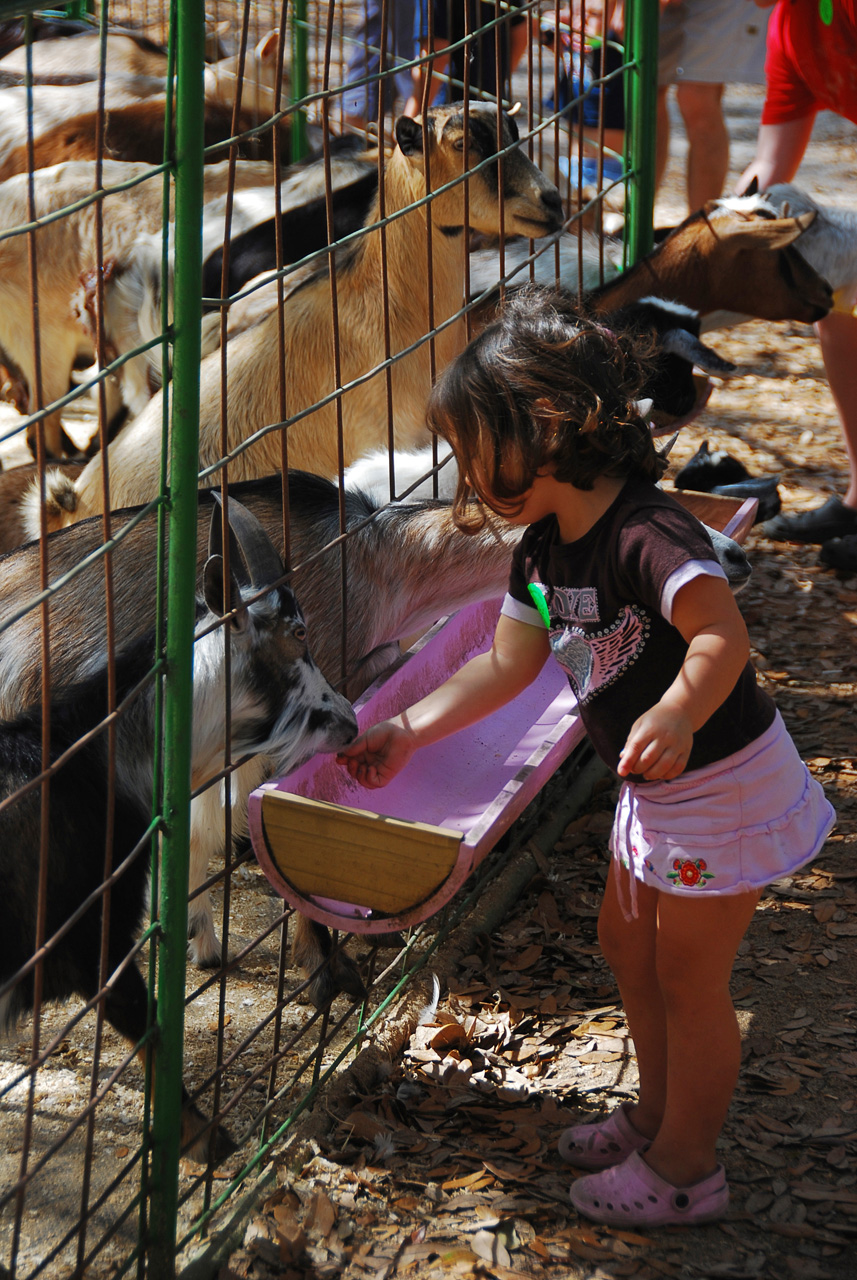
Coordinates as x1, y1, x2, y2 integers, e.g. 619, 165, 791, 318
0, 497, 356, 1155
0, 471, 523, 998
31, 102, 563, 531
0, 157, 277, 458
586, 198, 833, 327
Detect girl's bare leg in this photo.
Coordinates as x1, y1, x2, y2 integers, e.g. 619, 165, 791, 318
646, 887, 761, 1186
599, 864, 761, 1184
597, 865, 666, 1140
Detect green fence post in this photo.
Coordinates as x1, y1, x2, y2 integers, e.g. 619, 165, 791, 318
290, 0, 309, 161
148, 0, 206, 1272
63, 1, 95, 18
624, 0, 659, 263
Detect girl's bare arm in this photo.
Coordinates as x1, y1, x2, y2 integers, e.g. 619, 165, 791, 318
618, 574, 750, 781
337, 615, 550, 788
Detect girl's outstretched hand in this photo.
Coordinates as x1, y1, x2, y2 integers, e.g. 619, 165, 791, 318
617, 701, 693, 781
336, 721, 417, 789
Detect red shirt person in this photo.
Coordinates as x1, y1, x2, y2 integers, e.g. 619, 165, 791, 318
736, 0, 857, 562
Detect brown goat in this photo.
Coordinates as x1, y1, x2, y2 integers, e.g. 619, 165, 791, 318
33, 102, 563, 533
0, 157, 277, 459
587, 200, 833, 324
0, 31, 170, 79
0, 97, 290, 184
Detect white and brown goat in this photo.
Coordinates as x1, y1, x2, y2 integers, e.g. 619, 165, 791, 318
0, 157, 276, 458
0, 496, 356, 1157
33, 102, 563, 531
587, 197, 833, 326
468, 197, 833, 331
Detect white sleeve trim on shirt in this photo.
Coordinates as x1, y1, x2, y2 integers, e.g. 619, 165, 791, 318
660, 559, 727, 623
500, 592, 545, 628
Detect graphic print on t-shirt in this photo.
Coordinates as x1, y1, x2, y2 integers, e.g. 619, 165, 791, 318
538, 582, 650, 705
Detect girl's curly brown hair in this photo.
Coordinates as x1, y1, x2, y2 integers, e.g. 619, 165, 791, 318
427, 285, 667, 531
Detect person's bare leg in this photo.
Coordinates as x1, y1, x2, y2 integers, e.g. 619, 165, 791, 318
733, 115, 857, 539
644, 888, 761, 1187
676, 81, 728, 209
655, 84, 671, 192
816, 310, 857, 509
507, 17, 530, 76
404, 37, 449, 117
597, 866, 665, 1140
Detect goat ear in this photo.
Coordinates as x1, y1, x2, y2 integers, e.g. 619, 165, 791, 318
503, 107, 520, 142
255, 30, 279, 64
718, 211, 815, 250
203, 555, 247, 628
396, 115, 424, 156
744, 176, 759, 196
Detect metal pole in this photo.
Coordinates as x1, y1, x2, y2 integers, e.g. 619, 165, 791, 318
623, 0, 659, 263
291, 0, 310, 161
148, 0, 205, 1270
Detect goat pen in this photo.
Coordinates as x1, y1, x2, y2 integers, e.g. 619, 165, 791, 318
0, 1, 657, 1276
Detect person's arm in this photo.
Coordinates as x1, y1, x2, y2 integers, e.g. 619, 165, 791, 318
734, 117, 815, 194
617, 574, 750, 781
336, 614, 551, 788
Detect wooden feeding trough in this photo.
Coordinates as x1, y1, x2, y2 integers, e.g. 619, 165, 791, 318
248, 493, 757, 934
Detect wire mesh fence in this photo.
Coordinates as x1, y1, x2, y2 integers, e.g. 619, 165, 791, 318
0, 2, 654, 1275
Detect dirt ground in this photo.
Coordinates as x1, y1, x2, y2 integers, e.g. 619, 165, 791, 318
219, 93, 857, 1280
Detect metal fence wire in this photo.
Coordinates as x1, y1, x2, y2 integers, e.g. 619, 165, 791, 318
0, 1, 656, 1275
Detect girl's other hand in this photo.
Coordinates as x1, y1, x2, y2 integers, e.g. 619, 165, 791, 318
336, 721, 417, 789
617, 702, 693, 780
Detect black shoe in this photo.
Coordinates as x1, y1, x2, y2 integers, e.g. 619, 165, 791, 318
819, 533, 857, 572
762, 496, 857, 544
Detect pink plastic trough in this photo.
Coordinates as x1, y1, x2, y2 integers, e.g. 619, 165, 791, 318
247, 495, 758, 935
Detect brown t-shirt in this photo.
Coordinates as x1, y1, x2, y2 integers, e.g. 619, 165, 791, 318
504, 478, 776, 776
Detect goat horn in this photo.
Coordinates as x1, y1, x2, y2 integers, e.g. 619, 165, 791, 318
208, 491, 285, 588
655, 430, 680, 459
508, 101, 522, 116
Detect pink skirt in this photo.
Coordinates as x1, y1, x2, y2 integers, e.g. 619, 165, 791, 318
609, 712, 836, 902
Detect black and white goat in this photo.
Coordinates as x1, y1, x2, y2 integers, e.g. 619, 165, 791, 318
0, 472, 524, 1001
0, 497, 357, 1157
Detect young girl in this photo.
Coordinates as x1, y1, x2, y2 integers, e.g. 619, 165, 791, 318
336, 286, 835, 1229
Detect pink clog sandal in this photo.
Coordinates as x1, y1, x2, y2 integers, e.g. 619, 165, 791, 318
570, 1150, 729, 1227
558, 1101, 651, 1170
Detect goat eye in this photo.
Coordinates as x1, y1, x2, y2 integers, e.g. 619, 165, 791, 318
293, 624, 307, 642
453, 138, 465, 152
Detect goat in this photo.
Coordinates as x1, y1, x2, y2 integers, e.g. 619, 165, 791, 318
468, 225, 624, 298
586, 199, 833, 327
0, 157, 277, 458
0, 97, 292, 184
467, 202, 833, 332
0, 15, 94, 59
0, 471, 524, 1000
342, 444, 752, 591
588, 297, 737, 429
0, 496, 357, 1158
731, 185, 857, 310
0, 31, 170, 79
0, 76, 171, 171
33, 102, 564, 530
0, 461, 82, 556
77, 141, 379, 421
0, 28, 285, 113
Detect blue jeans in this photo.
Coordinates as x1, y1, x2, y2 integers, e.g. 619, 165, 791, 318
342, 0, 418, 119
